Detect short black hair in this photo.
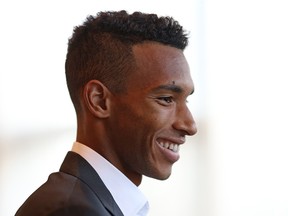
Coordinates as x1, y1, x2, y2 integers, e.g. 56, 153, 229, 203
65, 10, 189, 111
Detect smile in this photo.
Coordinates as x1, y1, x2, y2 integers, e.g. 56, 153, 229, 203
158, 141, 180, 153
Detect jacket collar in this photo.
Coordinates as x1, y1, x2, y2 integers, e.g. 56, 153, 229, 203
60, 151, 124, 216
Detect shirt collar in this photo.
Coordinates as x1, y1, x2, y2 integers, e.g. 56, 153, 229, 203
71, 142, 149, 216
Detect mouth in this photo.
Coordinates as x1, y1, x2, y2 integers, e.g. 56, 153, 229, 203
156, 138, 183, 163
158, 141, 180, 153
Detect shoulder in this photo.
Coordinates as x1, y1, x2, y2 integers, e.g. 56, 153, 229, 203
15, 172, 110, 216
46, 205, 112, 216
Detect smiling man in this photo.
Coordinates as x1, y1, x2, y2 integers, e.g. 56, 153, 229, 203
16, 10, 197, 216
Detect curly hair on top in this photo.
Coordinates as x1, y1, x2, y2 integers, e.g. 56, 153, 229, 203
65, 10, 189, 111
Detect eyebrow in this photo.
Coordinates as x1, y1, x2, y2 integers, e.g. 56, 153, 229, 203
152, 84, 194, 95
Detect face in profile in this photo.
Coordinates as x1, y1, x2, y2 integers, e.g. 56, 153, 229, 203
107, 42, 197, 184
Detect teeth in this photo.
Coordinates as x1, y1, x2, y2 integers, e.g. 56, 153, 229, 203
173, 144, 178, 152
159, 141, 180, 153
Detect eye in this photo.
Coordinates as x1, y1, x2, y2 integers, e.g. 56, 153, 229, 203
157, 96, 174, 105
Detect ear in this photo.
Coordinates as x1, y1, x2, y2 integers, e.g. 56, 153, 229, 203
83, 80, 111, 118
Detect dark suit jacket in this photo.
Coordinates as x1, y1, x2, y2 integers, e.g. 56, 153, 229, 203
15, 151, 124, 216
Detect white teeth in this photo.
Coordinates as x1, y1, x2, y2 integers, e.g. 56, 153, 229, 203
169, 144, 174, 150
159, 141, 180, 153
173, 144, 179, 152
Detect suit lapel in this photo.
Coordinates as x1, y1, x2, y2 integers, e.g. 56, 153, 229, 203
59, 151, 124, 216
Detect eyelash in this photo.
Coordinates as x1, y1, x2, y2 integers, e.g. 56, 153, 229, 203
157, 96, 174, 105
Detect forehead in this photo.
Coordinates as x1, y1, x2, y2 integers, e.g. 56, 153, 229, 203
128, 42, 193, 92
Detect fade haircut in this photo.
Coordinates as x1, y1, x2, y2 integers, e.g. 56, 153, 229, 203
65, 10, 189, 112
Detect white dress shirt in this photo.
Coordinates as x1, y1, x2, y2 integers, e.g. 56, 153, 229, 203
71, 142, 149, 216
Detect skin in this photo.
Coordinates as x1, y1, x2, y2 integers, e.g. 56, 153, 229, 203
77, 42, 197, 186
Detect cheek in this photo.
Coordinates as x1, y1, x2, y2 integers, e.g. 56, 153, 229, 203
115, 101, 149, 126
110, 103, 146, 139
112, 98, 172, 139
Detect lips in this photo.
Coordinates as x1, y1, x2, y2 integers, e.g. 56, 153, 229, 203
158, 141, 180, 153
156, 138, 184, 163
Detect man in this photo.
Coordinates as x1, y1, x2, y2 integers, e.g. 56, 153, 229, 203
15, 10, 197, 216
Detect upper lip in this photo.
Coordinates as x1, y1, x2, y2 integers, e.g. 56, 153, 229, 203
156, 137, 185, 145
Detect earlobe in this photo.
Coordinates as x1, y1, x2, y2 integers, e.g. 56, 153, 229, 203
83, 80, 111, 118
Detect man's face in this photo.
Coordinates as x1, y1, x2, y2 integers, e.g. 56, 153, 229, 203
108, 43, 197, 184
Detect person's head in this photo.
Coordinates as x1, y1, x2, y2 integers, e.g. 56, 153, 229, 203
65, 10, 197, 185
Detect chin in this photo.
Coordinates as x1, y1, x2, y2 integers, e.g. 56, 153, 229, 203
148, 170, 172, 181
158, 175, 171, 181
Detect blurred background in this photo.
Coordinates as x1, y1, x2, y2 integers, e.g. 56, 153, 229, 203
1, 0, 288, 215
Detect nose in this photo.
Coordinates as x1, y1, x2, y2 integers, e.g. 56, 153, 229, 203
172, 104, 197, 136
